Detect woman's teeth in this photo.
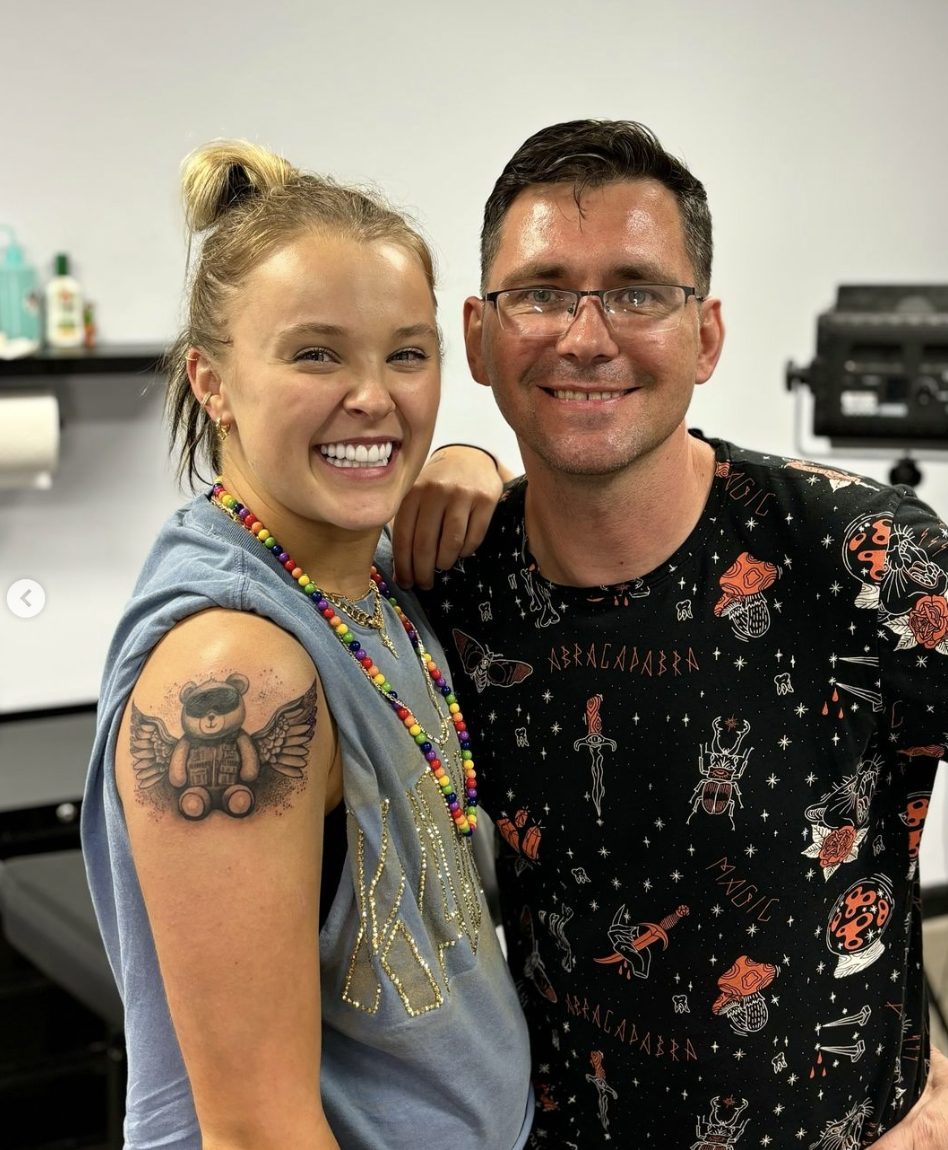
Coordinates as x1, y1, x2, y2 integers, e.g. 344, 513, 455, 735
319, 441, 394, 468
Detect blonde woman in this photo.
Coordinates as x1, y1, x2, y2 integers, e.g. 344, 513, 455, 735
82, 142, 531, 1150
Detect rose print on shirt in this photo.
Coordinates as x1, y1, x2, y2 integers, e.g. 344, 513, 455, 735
802, 822, 867, 880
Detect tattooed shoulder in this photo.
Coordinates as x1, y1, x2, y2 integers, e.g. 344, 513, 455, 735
128, 673, 318, 821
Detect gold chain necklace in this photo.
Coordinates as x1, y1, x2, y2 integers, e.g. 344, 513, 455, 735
325, 577, 451, 746
322, 583, 398, 658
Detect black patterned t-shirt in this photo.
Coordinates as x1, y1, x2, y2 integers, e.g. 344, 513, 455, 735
414, 438, 948, 1149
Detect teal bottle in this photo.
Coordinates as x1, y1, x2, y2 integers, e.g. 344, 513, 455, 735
0, 226, 41, 342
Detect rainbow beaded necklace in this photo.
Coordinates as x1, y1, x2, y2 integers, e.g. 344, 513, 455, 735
210, 481, 477, 837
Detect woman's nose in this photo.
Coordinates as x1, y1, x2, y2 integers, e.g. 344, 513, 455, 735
343, 371, 396, 418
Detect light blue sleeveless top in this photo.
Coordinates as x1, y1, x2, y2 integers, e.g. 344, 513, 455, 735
82, 494, 532, 1150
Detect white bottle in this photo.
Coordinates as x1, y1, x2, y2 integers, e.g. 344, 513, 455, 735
45, 253, 84, 348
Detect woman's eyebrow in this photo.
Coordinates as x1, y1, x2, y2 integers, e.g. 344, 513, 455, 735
392, 323, 439, 340
276, 322, 438, 340
278, 321, 348, 339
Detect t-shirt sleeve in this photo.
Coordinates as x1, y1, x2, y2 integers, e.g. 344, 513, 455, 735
877, 488, 948, 760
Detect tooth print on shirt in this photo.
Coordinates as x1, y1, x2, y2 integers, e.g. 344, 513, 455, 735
414, 438, 948, 1148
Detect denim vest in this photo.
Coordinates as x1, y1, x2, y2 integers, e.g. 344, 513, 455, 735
82, 494, 532, 1150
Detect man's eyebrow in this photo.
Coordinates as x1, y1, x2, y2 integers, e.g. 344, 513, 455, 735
497, 262, 568, 287
498, 260, 676, 288
610, 262, 676, 284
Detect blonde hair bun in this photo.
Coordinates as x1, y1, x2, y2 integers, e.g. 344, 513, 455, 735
181, 140, 298, 233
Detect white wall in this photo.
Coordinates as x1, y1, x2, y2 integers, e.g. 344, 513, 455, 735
1, 0, 945, 869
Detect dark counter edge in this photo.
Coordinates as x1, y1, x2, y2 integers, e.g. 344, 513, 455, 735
0, 702, 97, 723
0, 346, 166, 378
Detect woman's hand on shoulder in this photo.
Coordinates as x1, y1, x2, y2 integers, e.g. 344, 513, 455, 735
117, 608, 342, 1149
392, 444, 509, 589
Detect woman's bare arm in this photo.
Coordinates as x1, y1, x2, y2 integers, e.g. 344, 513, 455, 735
117, 608, 343, 1150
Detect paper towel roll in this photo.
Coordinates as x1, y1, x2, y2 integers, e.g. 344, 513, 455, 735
0, 391, 60, 490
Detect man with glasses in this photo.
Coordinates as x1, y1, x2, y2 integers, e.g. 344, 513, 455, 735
396, 119, 948, 1147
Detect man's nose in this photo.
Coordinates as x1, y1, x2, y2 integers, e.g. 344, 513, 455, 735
555, 296, 620, 361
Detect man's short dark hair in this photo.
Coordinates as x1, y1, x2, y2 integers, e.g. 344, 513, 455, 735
481, 119, 713, 294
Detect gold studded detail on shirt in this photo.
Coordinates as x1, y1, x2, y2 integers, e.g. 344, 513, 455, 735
341, 771, 484, 1018
342, 799, 444, 1017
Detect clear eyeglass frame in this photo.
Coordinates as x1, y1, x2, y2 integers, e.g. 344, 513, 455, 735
482, 284, 705, 338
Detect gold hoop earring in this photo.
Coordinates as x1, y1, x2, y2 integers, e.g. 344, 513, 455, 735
215, 418, 230, 444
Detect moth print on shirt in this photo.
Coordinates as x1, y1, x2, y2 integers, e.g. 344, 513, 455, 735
452, 628, 533, 692
687, 716, 754, 830
572, 694, 616, 818
824, 873, 894, 978
130, 675, 316, 820
711, 954, 778, 1036
692, 1095, 751, 1149
712, 551, 780, 641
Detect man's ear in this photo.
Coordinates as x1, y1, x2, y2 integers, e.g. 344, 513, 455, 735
463, 296, 491, 388
695, 298, 725, 386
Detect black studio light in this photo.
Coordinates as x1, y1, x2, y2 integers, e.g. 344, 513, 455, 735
787, 285, 948, 486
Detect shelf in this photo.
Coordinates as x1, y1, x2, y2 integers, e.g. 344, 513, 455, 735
0, 345, 166, 380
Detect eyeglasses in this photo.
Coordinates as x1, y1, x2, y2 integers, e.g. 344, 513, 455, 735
482, 284, 705, 338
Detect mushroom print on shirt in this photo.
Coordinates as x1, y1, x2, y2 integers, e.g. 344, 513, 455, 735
415, 438, 948, 1148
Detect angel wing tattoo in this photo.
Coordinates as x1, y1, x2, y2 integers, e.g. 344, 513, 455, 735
129, 674, 317, 820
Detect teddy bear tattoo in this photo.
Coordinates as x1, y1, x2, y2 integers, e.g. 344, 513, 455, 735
130, 675, 316, 819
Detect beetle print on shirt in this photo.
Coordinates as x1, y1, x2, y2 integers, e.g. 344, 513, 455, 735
687, 716, 754, 830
